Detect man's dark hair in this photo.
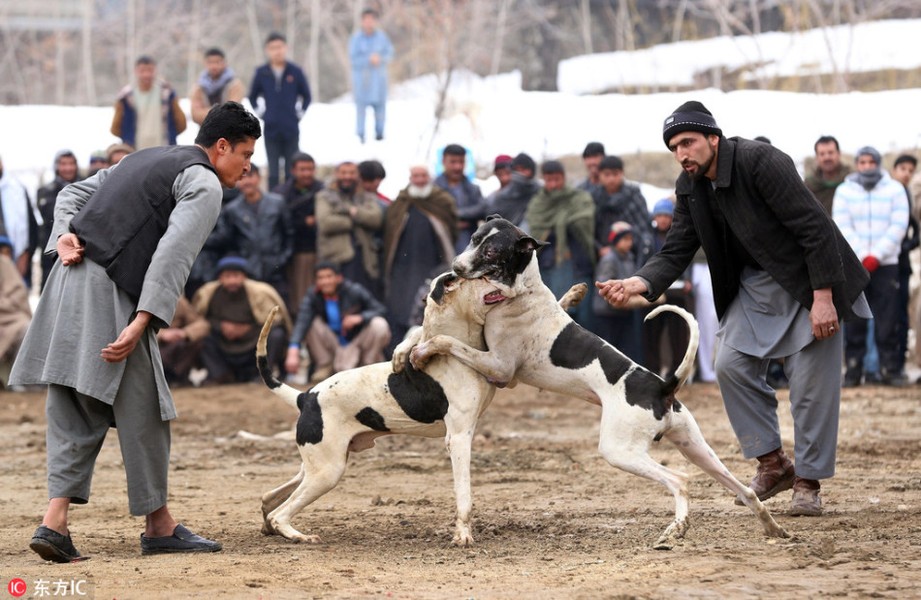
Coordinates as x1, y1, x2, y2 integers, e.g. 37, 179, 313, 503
265, 32, 286, 46
361, 8, 379, 18
541, 160, 565, 175
894, 154, 918, 169
511, 153, 536, 176
204, 47, 225, 59
443, 144, 466, 158
358, 160, 386, 182
598, 155, 624, 172
247, 164, 260, 177
582, 142, 605, 159
135, 55, 156, 66
814, 135, 840, 153
314, 261, 342, 275
195, 101, 262, 147
291, 152, 315, 167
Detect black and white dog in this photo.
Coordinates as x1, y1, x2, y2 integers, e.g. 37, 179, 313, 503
255, 273, 586, 545
407, 216, 789, 548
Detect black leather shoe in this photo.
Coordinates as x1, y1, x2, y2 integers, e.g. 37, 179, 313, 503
140, 524, 222, 555
30, 525, 88, 563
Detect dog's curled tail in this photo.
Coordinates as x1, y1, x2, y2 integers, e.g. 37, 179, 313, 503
257, 306, 301, 411
645, 304, 700, 393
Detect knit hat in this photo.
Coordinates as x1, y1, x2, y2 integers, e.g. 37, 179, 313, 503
652, 198, 675, 217
0, 235, 12, 252
493, 154, 513, 171
608, 221, 633, 245
855, 146, 881, 166
89, 150, 107, 165
215, 256, 249, 276
662, 101, 722, 149
511, 152, 536, 175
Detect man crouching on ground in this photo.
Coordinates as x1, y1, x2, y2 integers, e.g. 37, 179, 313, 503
10, 101, 261, 561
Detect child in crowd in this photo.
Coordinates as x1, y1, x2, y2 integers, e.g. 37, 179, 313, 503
593, 221, 642, 362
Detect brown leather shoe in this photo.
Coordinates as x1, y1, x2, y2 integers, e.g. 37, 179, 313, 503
790, 477, 823, 516
735, 448, 795, 505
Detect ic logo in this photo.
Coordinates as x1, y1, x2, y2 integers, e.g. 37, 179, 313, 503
7, 578, 27, 597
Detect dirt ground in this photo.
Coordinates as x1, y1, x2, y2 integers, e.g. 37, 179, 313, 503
1, 378, 920, 599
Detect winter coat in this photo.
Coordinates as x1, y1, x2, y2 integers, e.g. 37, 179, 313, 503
192, 278, 292, 335
289, 279, 387, 346
805, 164, 850, 215
591, 182, 652, 263
635, 136, 868, 321
315, 184, 384, 280
273, 178, 324, 254
205, 192, 294, 284
248, 61, 311, 138
832, 171, 909, 266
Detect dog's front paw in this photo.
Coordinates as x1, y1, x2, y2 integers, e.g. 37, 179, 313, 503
410, 343, 433, 370
392, 344, 412, 372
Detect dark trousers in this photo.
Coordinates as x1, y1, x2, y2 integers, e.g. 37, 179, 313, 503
643, 295, 692, 377
896, 262, 911, 373
845, 265, 901, 374
264, 132, 300, 189
201, 326, 287, 383
595, 311, 643, 364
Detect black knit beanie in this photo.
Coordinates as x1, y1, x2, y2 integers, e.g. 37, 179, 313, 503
662, 101, 722, 149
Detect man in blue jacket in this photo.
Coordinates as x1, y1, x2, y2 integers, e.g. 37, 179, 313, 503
249, 32, 312, 189
285, 262, 390, 383
349, 9, 393, 143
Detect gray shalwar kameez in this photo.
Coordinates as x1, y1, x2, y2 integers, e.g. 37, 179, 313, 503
714, 267, 870, 480
10, 163, 222, 515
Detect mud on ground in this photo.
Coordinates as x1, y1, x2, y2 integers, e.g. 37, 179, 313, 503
1, 381, 920, 599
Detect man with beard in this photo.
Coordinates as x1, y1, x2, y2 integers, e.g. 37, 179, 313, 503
193, 256, 290, 385
315, 161, 384, 297
189, 48, 245, 126
597, 101, 869, 518
36, 150, 81, 290
805, 135, 849, 215
383, 165, 457, 344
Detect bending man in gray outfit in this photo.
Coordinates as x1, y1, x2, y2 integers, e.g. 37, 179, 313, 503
10, 102, 261, 561
597, 101, 869, 517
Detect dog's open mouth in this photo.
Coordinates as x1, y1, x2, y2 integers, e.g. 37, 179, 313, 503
483, 290, 507, 305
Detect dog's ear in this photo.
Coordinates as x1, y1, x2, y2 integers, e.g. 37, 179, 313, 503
429, 272, 458, 305
486, 214, 504, 222
515, 235, 547, 254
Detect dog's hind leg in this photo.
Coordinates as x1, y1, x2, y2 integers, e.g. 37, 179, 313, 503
266, 441, 350, 543
261, 464, 306, 535
597, 403, 691, 550
664, 408, 789, 539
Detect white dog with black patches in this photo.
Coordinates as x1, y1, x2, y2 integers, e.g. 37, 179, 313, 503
407, 216, 789, 549
255, 273, 586, 545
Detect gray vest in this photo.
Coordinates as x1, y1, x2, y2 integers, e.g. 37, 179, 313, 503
70, 145, 216, 299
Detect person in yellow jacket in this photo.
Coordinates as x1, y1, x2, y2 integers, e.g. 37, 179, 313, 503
192, 256, 291, 385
